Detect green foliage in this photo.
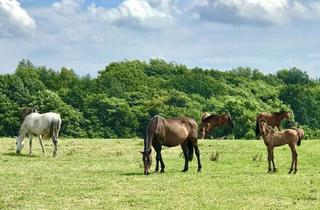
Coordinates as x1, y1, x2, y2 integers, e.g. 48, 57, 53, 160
277, 67, 310, 84
0, 59, 319, 139
83, 94, 138, 138
0, 93, 20, 136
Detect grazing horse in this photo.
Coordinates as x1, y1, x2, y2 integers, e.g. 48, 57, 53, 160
141, 115, 202, 175
199, 113, 234, 139
15, 112, 62, 157
255, 111, 290, 138
258, 120, 304, 174
201, 112, 211, 121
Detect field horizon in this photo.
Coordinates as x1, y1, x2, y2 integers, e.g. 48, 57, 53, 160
1, 138, 319, 209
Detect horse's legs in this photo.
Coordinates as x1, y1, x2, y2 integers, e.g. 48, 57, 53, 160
192, 140, 202, 172
288, 144, 297, 174
52, 134, 58, 157
29, 135, 33, 155
288, 145, 294, 173
267, 148, 272, 173
38, 135, 45, 154
153, 143, 162, 173
159, 152, 165, 173
294, 151, 298, 174
271, 149, 276, 172
277, 125, 281, 131
181, 141, 189, 172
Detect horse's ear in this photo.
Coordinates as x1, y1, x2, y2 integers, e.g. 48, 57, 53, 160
139, 151, 144, 155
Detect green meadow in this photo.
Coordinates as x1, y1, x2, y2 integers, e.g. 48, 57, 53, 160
0, 138, 319, 209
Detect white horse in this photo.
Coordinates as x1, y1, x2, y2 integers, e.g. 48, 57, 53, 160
15, 112, 62, 157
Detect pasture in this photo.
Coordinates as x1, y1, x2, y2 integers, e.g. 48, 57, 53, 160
0, 138, 319, 209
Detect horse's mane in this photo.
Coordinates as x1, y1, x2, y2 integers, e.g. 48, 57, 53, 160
272, 111, 288, 115
202, 113, 228, 123
259, 120, 274, 134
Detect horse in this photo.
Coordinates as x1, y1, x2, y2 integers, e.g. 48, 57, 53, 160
258, 120, 304, 174
199, 113, 234, 139
201, 112, 211, 121
140, 115, 202, 175
15, 112, 62, 157
255, 111, 290, 138
20, 107, 37, 122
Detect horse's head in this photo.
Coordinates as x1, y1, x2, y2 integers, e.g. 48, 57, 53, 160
259, 120, 273, 137
15, 136, 24, 154
198, 122, 206, 139
227, 114, 234, 128
283, 112, 290, 120
259, 121, 267, 136
140, 149, 152, 175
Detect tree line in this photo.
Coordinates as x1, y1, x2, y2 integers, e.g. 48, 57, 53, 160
1, 59, 320, 139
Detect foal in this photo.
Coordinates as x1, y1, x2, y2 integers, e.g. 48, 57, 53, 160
259, 120, 304, 174
255, 111, 290, 138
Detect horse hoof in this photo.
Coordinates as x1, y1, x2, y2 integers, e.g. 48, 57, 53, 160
197, 169, 202, 172
181, 169, 188, 172
160, 170, 165, 173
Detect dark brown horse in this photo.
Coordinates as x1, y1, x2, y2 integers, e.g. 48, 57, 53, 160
258, 120, 304, 174
255, 111, 290, 138
199, 113, 234, 139
141, 115, 202, 175
21, 107, 37, 122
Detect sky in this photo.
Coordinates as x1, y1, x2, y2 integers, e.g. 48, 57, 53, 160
0, 0, 320, 78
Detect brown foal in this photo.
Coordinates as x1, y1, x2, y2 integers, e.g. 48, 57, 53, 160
258, 120, 304, 174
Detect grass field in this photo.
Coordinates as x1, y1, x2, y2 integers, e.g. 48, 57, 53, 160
0, 138, 319, 209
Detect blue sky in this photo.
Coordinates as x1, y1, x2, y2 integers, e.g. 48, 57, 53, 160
1, 0, 320, 78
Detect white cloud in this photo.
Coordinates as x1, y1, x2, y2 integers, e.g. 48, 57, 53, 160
0, 0, 36, 36
189, 0, 316, 26
52, 0, 83, 14
88, 0, 176, 28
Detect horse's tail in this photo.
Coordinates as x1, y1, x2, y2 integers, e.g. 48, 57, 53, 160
296, 128, 304, 146
187, 139, 194, 161
51, 116, 62, 139
255, 120, 260, 139
297, 138, 301, 146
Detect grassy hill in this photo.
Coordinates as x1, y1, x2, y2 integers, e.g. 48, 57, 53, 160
0, 138, 319, 209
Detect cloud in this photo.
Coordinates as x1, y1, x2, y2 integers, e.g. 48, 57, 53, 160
189, 0, 315, 26
0, 0, 36, 36
52, 0, 83, 14
88, 0, 177, 29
